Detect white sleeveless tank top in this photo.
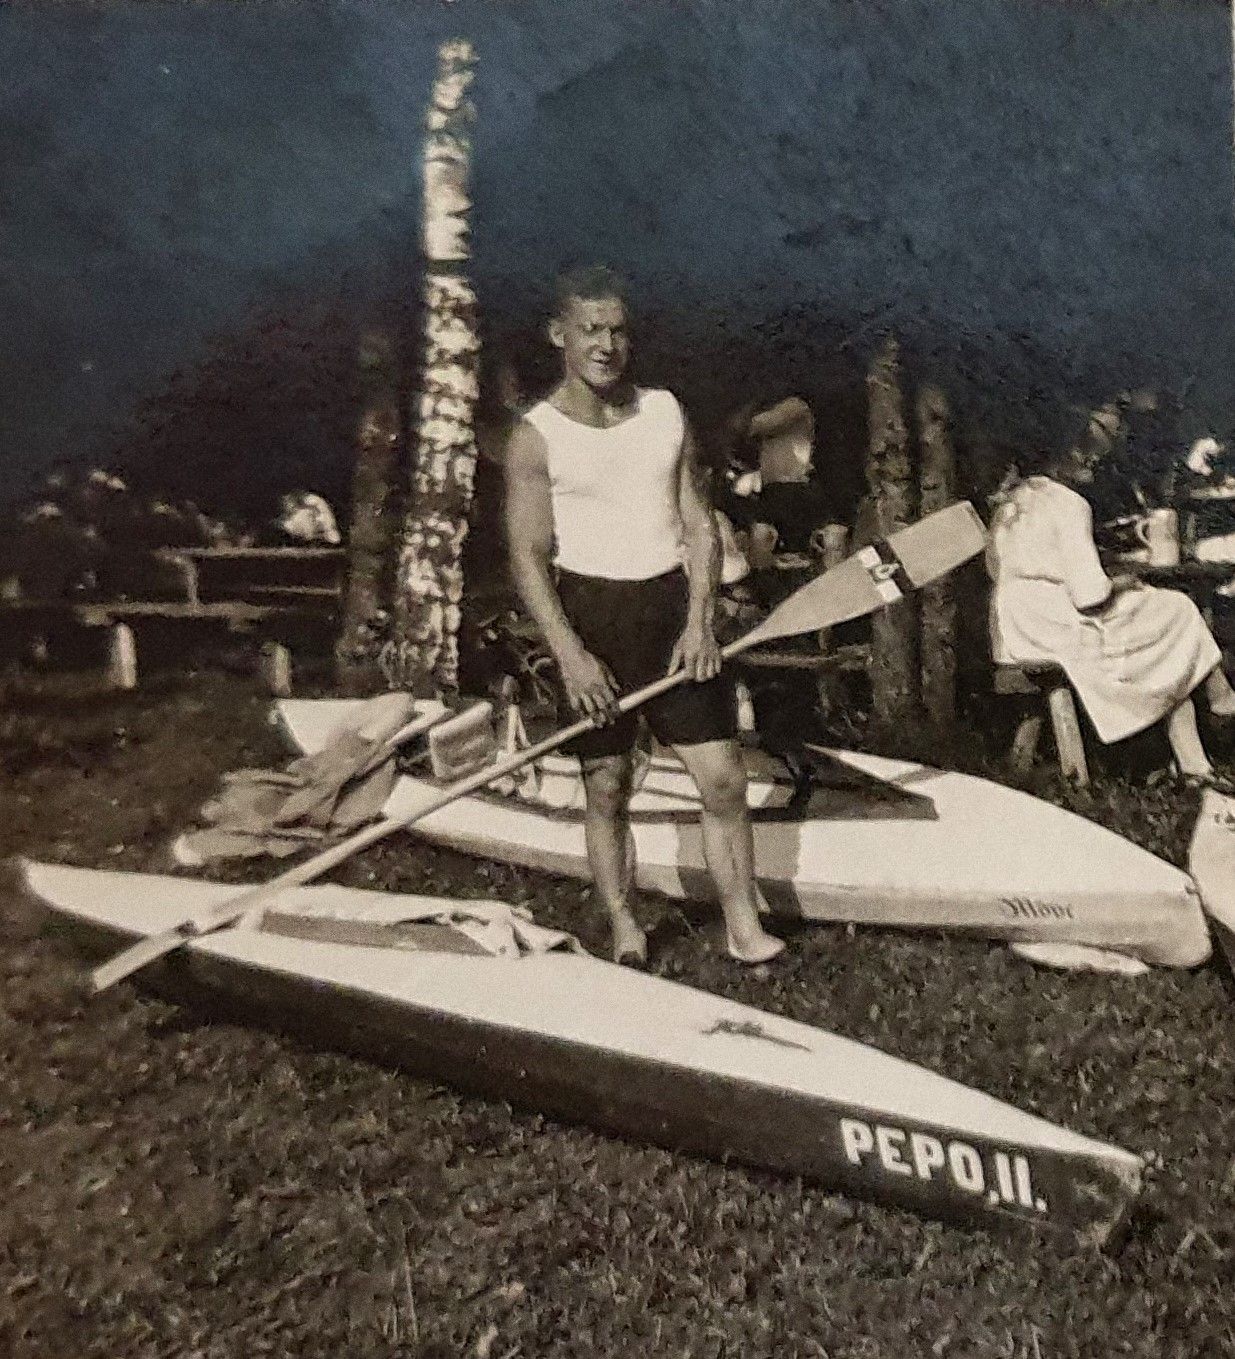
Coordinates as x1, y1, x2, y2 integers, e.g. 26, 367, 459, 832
523, 387, 685, 580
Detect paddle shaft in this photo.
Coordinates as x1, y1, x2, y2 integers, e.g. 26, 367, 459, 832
89, 705, 449, 991
88, 610, 812, 990
89, 500, 986, 992
226, 624, 780, 887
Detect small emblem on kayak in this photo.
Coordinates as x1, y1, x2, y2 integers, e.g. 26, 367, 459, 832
704, 1018, 811, 1052
1000, 897, 1075, 921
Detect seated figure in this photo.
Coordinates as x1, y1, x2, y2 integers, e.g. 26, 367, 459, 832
719, 396, 833, 554
987, 439, 1235, 786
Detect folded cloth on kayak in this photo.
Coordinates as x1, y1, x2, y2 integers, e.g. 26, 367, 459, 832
173, 692, 418, 866
248, 889, 583, 958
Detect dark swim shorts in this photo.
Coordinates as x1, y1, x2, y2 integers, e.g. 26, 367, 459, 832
555, 567, 738, 760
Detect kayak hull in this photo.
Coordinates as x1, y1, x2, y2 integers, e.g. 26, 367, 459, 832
24, 861, 1142, 1244
276, 700, 1211, 969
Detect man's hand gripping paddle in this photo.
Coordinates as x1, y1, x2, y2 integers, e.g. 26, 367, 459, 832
89, 500, 987, 993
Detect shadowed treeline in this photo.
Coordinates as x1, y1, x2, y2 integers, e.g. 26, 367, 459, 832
2, 0, 1232, 498
72, 285, 1193, 539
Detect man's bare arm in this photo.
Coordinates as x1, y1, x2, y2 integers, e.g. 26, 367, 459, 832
504, 422, 577, 657
503, 421, 619, 719
670, 419, 723, 681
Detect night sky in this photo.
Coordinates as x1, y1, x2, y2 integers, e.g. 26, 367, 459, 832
3, 0, 1233, 493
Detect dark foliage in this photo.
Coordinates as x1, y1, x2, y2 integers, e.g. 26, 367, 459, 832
106, 295, 421, 530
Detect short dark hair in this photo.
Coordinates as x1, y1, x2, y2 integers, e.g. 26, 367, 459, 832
552, 265, 627, 317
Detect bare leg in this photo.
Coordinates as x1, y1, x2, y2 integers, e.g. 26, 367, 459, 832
1204, 666, 1235, 716
1166, 698, 1213, 778
580, 753, 647, 964
673, 739, 785, 964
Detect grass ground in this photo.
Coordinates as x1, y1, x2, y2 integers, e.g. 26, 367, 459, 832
3, 666, 1235, 1358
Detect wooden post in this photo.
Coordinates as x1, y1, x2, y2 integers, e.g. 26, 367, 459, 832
388, 39, 480, 697
813, 523, 850, 718
865, 334, 919, 725
335, 324, 403, 695
917, 382, 957, 726
1047, 684, 1090, 787
106, 623, 138, 690
1009, 712, 1044, 774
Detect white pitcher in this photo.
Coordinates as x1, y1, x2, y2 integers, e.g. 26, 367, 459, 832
1134, 508, 1180, 567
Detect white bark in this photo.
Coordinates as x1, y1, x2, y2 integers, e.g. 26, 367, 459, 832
388, 40, 481, 695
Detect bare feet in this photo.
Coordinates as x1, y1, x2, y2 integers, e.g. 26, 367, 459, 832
609, 906, 648, 966
1179, 769, 1235, 796
723, 889, 785, 963
725, 926, 787, 965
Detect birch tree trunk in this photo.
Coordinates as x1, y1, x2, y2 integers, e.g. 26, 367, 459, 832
916, 382, 957, 726
335, 324, 402, 696
866, 334, 920, 726
386, 39, 480, 696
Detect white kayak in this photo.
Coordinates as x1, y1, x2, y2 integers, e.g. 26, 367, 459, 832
275, 699, 1211, 969
23, 860, 1142, 1242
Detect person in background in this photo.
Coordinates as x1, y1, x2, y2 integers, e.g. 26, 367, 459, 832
717, 396, 834, 556
503, 266, 785, 966
277, 491, 341, 545
1185, 436, 1227, 484
988, 437, 1235, 789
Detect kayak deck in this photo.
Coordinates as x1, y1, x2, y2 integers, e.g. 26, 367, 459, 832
273, 699, 1210, 968
25, 861, 1143, 1243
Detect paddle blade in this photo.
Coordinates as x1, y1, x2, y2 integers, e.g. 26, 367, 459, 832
885, 500, 987, 583
737, 501, 986, 650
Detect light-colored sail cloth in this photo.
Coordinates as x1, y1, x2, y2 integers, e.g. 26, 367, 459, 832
174, 692, 419, 865
988, 477, 1219, 744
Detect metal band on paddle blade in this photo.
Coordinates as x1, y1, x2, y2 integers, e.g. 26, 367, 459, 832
855, 543, 910, 603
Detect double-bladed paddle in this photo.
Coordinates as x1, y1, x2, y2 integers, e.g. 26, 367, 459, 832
89, 499, 987, 993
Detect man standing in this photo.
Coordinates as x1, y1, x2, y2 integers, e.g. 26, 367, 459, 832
504, 267, 785, 966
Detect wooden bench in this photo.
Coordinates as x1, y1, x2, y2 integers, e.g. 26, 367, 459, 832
80, 601, 296, 692
153, 546, 344, 607
993, 662, 1089, 787
2, 599, 320, 696
734, 642, 871, 672
75, 548, 345, 693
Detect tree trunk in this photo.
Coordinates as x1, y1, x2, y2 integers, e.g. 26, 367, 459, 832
916, 382, 957, 726
812, 522, 850, 720
387, 39, 480, 697
865, 334, 919, 726
335, 325, 403, 696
